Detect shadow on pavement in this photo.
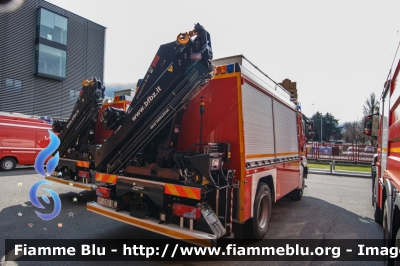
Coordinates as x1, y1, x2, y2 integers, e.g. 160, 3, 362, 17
0, 168, 37, 177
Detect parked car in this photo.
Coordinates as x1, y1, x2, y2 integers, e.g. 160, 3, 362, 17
346, 146, 359, 155
365, 146, 377, 153
319, 146, 332, 153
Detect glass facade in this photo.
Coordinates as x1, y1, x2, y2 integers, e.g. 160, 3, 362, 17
5, 78, 22, 93
39, 8, 68, 45
69, 89, 78, 101
35, 8, 68, 80
37, 44, 66, 78
0, 1, 105, 118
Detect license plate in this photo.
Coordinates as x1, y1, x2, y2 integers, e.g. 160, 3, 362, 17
97, 197, 118, 208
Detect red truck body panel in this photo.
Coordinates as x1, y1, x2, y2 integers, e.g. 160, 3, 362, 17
178, 69, 304, 222
385, 60, 400, 191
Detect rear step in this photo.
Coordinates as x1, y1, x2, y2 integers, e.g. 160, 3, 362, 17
87, 202, 217, 247
199, 202, 226, 238
45, 175, 97, 191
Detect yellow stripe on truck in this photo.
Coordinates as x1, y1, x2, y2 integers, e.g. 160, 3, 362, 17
164, 184, 201, 200
165, 183, 179, 196
390, 147, 400, 153
276, 152, 299, 157
45, 176, 94, 191
76, 161, 90, 168
236, 73, 246, 223
246, 153, 275, 159
183, 186, 197, 199
95, 172, 118, 184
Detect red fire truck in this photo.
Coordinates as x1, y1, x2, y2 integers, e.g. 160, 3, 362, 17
365, 41, 400, 259
0, 113, 52, 170
51, 24, 313, 245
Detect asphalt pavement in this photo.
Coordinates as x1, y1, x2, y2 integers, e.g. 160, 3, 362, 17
0, 168, 381, 266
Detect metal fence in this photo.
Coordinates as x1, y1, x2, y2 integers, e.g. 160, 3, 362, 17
306, 143, 376, 163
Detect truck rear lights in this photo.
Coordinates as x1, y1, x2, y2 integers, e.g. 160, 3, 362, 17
78, 170, 90, 178
172, 203, 201, 220
200, 96, 205, 114
96, 187, 111, 199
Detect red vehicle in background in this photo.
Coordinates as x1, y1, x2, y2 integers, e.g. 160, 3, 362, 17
0, 113, 53, 170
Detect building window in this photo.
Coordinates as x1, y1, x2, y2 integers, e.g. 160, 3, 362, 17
5, 78, 22, 93
35, 8, 68, 81
37, 44, 66, 78
69, 90, 78, 101
38, 8, 68, 45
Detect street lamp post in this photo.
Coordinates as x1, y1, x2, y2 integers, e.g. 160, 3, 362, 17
321, 116, 323, 143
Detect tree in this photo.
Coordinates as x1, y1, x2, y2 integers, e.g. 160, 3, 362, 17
342, 119, 366, 144
311, 112, 322, 142
311, 112, 340, 142
363, 92, 380, 116
342, 121, 360, 143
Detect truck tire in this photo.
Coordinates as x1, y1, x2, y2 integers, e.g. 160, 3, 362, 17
245, 183, 272, 239
289, 178, 305, 201
373, 181, 383, 224
383, 200, 389, 238
395, 227, 400, 265
303, 167, 308, 179
62, 171, 71, 180
383, 201, 393, 265
0, 157, 17, 171
372, 166, 376, 195
374, 203, 383, 224
383, 201, 392, 247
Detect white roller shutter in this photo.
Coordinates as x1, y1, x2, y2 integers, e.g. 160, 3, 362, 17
273, 100, 298, 158
242, 82, 275, 162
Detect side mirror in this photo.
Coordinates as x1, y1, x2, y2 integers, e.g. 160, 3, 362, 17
307, 121, 315, 140
364, 114, 379, 137
308, 121, 314, 130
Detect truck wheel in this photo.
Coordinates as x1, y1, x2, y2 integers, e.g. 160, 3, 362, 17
0, 157, 17, 171
383, 201, 389, 238
395, 227, 400, 265
373, 181, 383, 224
303, 167, 308, 179
289, 178, 305, 201
245, 183, 272, 239
383, 201, 393, 265
383, 201, 392, 248
62, 171, 71, 180
372, 167, 376, 195
374, 202, 383, 224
